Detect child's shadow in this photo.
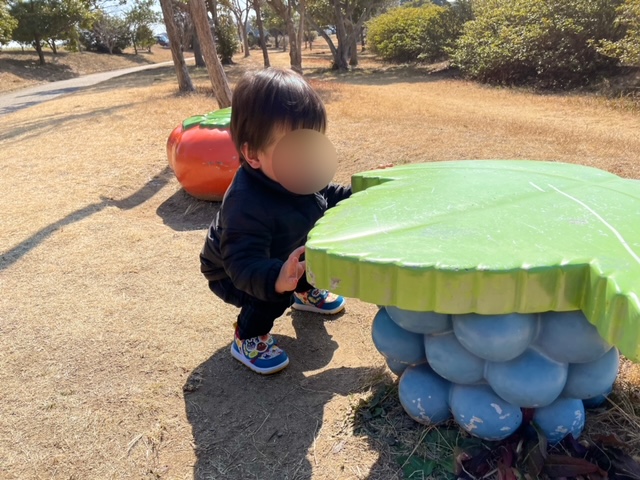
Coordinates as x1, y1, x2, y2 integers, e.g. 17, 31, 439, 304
184, 312, 384, 479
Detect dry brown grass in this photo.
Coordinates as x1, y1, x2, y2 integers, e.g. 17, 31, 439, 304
1, 46, 639, 480
0, 46, 175, 93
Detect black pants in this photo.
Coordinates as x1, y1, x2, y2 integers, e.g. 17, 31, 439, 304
209, 275, 313, 339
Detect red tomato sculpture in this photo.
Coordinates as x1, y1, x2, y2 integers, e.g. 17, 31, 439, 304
167, 107, 240, 201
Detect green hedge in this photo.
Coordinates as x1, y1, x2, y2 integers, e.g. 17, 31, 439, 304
596, 0, 640, 66
449, 0, 623, 87
367, 4, 463, 63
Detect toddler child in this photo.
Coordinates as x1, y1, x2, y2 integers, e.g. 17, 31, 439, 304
200, 68, 351, 374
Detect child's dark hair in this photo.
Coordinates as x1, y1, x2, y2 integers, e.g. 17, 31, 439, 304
230, 68, 327, 163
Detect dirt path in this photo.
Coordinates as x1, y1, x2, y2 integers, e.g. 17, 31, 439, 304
0, 58, 193, 115
0, 50, 639, 480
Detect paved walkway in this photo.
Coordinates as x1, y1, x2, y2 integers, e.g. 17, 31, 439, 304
0, 58, 193, 115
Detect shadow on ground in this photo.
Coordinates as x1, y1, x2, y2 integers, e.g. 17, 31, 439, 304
0, 50, 171, 83
1, 55, 76, 82
184, 311, 394, 479
0, 166, 172, 271
88, 61, 248, 95
156, 189, 220, 232
304, 56, 461, 87
0, 102, 142, 142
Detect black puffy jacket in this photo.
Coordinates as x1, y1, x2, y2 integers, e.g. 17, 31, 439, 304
200, 162, 351, 302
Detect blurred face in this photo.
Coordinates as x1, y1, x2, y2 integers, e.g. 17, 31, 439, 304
242, 126, 338, 195
271, 129, 338, 195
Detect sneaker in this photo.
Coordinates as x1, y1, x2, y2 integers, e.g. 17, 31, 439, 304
230, 330, 289, 375
292, 288, 346, 314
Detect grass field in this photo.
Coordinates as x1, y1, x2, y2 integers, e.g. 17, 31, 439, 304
1, 44, 639, 479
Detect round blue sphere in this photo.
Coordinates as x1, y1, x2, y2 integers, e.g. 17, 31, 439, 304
386, 307, 451, 334
536, 311, 611, 364
453, 313, 538, 362
563, 347, 619, 399
372, 308, 426, 365
424, 331, 486, 384
533, 398, 585, 444
449, 384, 523, 441
398, 363, 452, 425
485, 348, 568, 408
582, 386, 612, 409
386, 358, 409, 376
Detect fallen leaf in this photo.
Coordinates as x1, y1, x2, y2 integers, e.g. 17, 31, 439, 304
544, 454, 604, 478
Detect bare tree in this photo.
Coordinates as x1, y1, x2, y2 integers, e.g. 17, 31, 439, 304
92, 12, 128, 55
221, 0, 251, 57
189, 0, 233, 107
192, 31, 206, 66
159, 0, 194, 91
306, 0, 385, 71
253, 0, 270, 67
170, 2, 206, 66
267, 0, 302, 72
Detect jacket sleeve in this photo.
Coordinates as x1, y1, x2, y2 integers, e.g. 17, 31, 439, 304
219, 205, 291, 303
322, 183, 352, 209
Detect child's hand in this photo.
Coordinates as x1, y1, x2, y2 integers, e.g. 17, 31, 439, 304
275, 246, 306, 293
376, 163, 394, 170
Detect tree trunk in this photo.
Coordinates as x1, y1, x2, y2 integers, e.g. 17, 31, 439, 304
360, 27, 365, 52
253, 0, 270, 67
349, 25, 358, 66
205, 0, 217, 25
235, 21, 244, 53
132, 38, 138, 54
193, 31, 206, 66
34, 34, 45, 65
349, 42, 357, 66
159, 0, 194, 92
49, 39, 58, 54
306, 16, 338, 64
189, 0, 232, 107
334, 43, 348, 71
241, 21, 250, 57
285, 8, 301, 72
331, 0, 349, 71
297, 0, 304, 53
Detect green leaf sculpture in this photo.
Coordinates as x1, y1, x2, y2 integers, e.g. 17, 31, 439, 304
182, 107, 231, 131
306, 161, 640, 361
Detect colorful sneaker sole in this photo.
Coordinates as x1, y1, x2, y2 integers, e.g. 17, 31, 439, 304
230, 342, 290, 375
291, 296, 346, 315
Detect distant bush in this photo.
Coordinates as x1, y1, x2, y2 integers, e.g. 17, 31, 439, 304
134, 24, 156, 52
595, 0, 640, 66
450, 0, 624, 87
80, 12, 130, 54
247, 32, 260, 48
216, 14, 238, 64
367, 4, 465, 63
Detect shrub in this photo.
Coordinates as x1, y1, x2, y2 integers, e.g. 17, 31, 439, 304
216, 13, 238, 64
80, 12, 130, 54
134, 24, 156, 52
596, 0, 640, 66
449, 0, 624, 87
247, 32, 260, 48
367, 4, 464, 63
